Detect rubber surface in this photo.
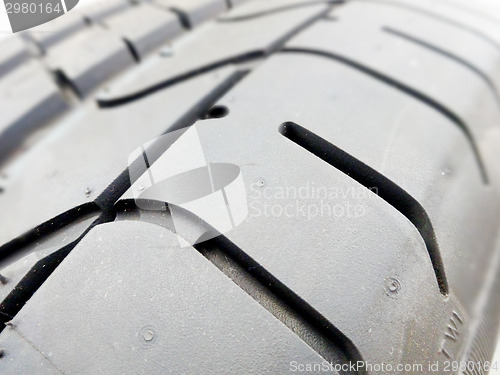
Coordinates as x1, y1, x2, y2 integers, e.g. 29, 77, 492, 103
0, 0, 500, 373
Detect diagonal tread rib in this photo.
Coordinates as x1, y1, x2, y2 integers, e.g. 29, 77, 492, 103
279, 121, 449, 296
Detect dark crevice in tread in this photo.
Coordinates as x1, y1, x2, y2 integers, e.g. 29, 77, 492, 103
122, 38, 141, 63
383, 26, 500, 106
201, 104, 229, 119
0, 203, 101, 264
281, 47, 489, 184
218, 0, 341, 22
168, 7, 192, 30
83, 15, 93, 26
53, 68, 82, 101
357, 0, 500, 52
195, 234, 365, 374
279, 121, 449, 296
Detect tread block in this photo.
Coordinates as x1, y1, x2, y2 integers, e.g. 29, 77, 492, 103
0, 66, 237, 252
0, 61, 69, 164
45, 26, 136, 97
102, 4, 184, 59
0, 37, 30, 78
0, 221, 325, 374
154, 0, 227, 28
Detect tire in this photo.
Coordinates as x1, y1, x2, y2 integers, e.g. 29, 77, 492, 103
1, 0, 500, 374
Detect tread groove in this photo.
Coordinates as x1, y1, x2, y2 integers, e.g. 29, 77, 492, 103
0, 212, 113, 332
279, 121, 449, 295
357, 0, 500, 52
382, 26, 500, 106
194, 234, 365, 373
53, 68, 82, 101
0, 203, 100, 264
97, 51, 263, 107
281, 47, 489, 184
168, 7, 192, 30
218, 0, 339, 22
122, 38, 141, 63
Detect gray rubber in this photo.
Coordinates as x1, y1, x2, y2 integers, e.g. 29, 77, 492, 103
0, 0, 500, 374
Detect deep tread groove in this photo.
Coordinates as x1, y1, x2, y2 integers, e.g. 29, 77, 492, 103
122, 38, 141, 63
169, 7, 192, 30
0, 210, 115, 332
0, 203, 101, 264
281, 47, 489, 184
97, 52, 263, 107
53, 68, 82, 101
383, 26, 500, 106
279, 121, 449, 296
194, 234, 365, 373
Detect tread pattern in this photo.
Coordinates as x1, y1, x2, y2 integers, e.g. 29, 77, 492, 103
0, 0, 500, 373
